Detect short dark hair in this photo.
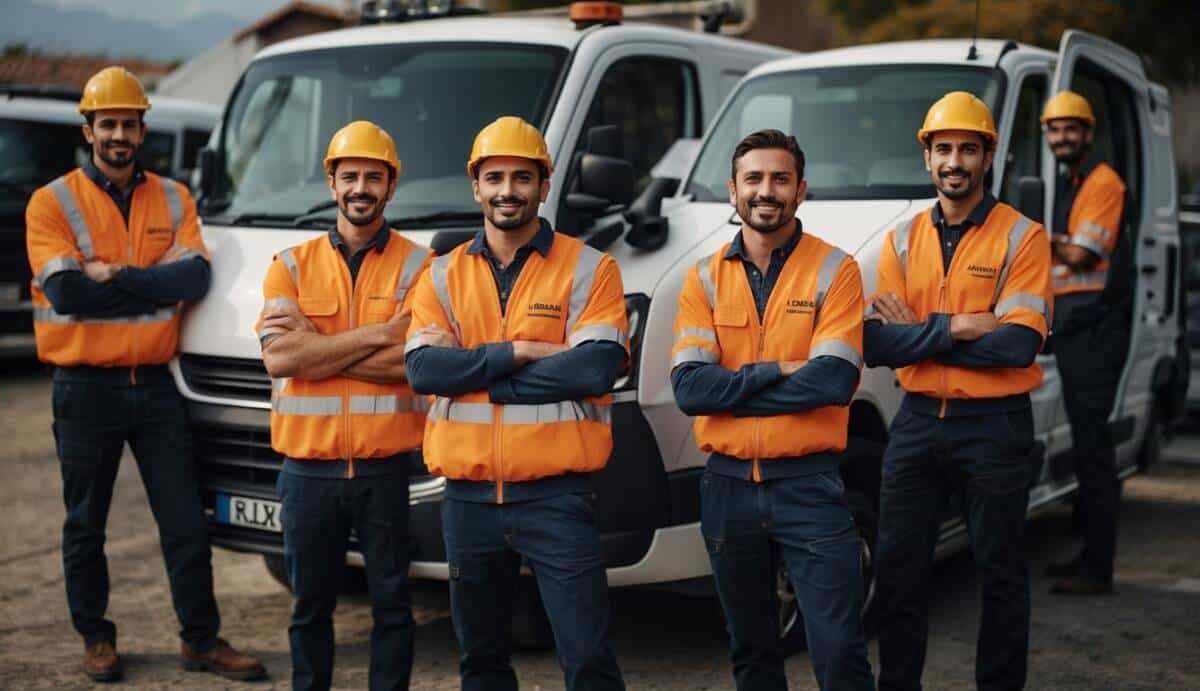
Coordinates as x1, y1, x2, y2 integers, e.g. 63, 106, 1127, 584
922, 130, 994, 153
731, 129, 805, 181
472, 158, 549, 182
329, 159, 396, 184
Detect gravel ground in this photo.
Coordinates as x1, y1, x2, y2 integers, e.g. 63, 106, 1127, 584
2, 361, 1198, 690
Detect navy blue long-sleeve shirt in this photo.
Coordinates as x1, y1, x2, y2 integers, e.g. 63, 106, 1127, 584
863, 315, 1041, 370
670, 357, 859, 418
42, 271, 160, 317
113, 257, 211, 306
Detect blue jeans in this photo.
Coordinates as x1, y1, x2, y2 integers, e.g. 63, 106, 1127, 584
52, 365, 219, 651
701, 469, 875, 691
441, 493, 625, 691
277, 468, 415, 691
875, 403, 1034, 691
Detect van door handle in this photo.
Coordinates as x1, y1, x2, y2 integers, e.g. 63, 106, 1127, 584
1140, 265, 1159, 275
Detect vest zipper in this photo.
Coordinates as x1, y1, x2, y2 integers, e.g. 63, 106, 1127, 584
495, 314, 506, 504
938, 275, 948, 418
752, 320, 764, 483
126, 209, 138, 384
343, 257, 356, 479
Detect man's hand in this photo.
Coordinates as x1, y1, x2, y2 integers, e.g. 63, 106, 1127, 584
779, 360, 808, 376
512, 340, 568, 366
868, 293, 917, 325
83, 261, 122, 283
261, 308, 316, 336
410, 324, 460, 349
950, 313, 1000, 341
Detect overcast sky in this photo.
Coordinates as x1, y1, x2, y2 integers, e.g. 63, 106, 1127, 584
34, 0, 346, 26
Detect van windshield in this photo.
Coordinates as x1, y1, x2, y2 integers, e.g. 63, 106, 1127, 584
686, 65, 1004, 201
209, 42, 567, 224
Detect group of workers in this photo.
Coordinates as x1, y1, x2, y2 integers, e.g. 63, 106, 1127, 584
25, 65, 1130, 691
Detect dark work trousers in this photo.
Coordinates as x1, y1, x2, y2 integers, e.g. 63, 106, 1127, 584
701, 470, 875, 691
51, 365, 220, 651
1055, 305, 1130, 582
277, 467, 415, 691
441, 493, 625, 691
876, 403, 1035, 691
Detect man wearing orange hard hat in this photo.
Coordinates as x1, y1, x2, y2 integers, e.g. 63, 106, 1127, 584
865, 91, 1052, 691
405, 116, 628, 690
1041, 90, 1130, 597
25, 66, 266, 683
257, 120, 431, 691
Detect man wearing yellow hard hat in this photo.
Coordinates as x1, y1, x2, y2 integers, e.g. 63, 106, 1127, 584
405, 116, 628, 690
1041, 91, 1129, 596
864, 92, 1052, 691
24, 66, 266, 683
256, 120, 431, 690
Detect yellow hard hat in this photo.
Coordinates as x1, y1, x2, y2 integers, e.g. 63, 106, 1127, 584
79, 66, 150, 114
1041, 90, 1095, 126
916, 91, 997, 145
323, 120, 401, 176
467, 116, 554, 177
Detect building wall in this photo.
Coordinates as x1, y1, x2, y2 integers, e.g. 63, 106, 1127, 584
155, 36, 261, 107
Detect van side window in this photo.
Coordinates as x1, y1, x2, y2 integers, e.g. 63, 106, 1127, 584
575, 57, 700, 193
141, 132, 176, 179
182, 128, 212, 174
999, 73, 1046, 207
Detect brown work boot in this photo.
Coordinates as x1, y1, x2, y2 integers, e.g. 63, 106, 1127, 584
83, 640, 123, 682
1051, 576, 1115, 596
181, 638, 267, 681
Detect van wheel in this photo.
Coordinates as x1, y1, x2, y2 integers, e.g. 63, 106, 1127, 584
512, 576, 555, 650
776, 488, 879, 656
262, 555, 368, 595
1138, 404, 1164, 471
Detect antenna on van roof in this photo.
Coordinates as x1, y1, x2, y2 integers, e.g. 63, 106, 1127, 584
966, 0, 980, 60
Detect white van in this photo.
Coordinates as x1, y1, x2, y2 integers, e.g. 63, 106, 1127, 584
1, 86, 218, 356
174, 1, 786, 641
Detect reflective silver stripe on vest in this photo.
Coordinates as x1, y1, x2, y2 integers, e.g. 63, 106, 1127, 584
33, 305, 177, 324
995, 292, 1049, 324
1054, 271, 1108, 289
502, 401, 610, 425
272, 395, 343, 415
263, 297, 300, 312
991, 215, 1035, 308
272, 377, 289, 393
157, 176, 183, 241
808, 339, 863, 369
671, 346, 719, 368
428, 254, 461, 340
696, 254, 717, 307
1071, 234, 1108, 259
278, 248, 299, 285
394, 241, 431, 304
48, 176, 94, 259
891, 217, 915, 276
427, 397, 609, 425
34, 255, 83, 287
349, 394, 430, 415
1079, 220, 1114, 243
564, 245, 604, 335
676, 326, 716, 343
568, 324, 626, 348
815, 247, 847, 314
165, 249, 205, 263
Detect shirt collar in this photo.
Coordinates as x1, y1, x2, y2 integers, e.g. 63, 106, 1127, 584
725, 221, 804, 261
328, 220, 392, 255
1069, 154, 1101, 186
82, 156, 146, 194
466, 217, 555, 258
931, 191, 997, 229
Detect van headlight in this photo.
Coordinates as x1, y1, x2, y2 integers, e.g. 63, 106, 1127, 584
613, 293, 649, 392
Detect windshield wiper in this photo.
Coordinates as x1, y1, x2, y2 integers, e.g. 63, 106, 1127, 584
227, 212, 304, 226
389, 210, 483, 229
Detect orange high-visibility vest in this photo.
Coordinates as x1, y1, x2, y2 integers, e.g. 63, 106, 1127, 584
672, 232, 864, 479
875, 201, 1052, 403
25, 168, 207, 367
257, 230, 431, 466
1052, 161, 1126, 295
405, 232, 628, 502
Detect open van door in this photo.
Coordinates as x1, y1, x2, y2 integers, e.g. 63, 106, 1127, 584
1049, 30, 1177, 466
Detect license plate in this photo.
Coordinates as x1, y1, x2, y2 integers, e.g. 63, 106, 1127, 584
216, 494, 282, 533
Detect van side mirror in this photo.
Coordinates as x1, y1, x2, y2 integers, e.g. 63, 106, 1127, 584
1016, 176, 1045, 224
567, 153, 634, 211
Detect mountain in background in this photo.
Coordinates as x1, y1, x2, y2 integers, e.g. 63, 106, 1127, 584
2, 0, 247, 62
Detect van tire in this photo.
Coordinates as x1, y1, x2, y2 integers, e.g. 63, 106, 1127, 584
776, 488, 879, 656
512, 576, 555, 650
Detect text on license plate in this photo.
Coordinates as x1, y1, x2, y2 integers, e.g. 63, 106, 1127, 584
216, 494, 282, 533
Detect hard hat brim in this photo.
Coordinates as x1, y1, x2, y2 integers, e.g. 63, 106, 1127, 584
916, 125, 997, 145
79, 102, 150, 114
466, 151, 555, 177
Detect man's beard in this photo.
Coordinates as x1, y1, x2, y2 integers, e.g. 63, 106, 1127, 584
340, 194, 384, 227
96, 140, 136, 169
487, 196, 537, 231
935, 167, 980, 201
739, 196, 796, 234
1053, 141, 1087, 166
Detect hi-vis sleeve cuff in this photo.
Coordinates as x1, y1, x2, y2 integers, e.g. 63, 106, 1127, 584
995, 292, 1050, 326
34, 255, 83, 287
568, 324, 627, 348
808, 339, 863, 369
672, 327, 721, 369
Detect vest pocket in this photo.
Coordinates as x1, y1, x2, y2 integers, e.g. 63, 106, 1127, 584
298, 297, 338, 316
